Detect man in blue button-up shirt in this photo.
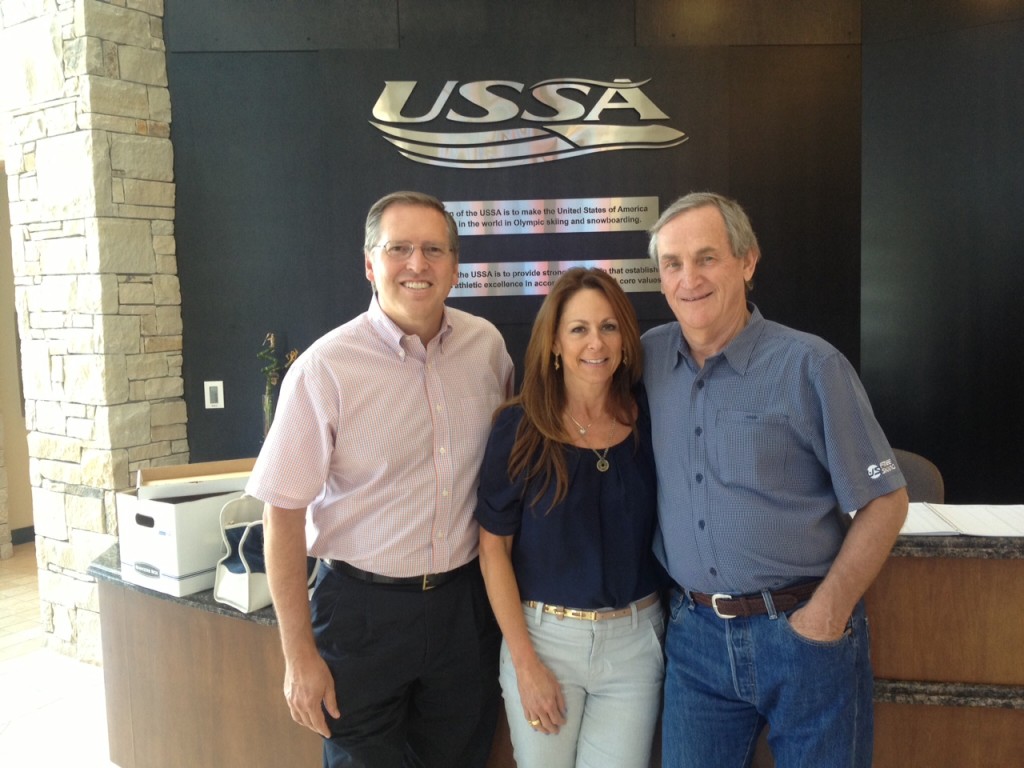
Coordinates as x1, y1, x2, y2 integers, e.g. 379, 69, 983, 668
642, 192, 908, 768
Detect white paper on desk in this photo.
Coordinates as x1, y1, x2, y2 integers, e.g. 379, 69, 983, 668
900, 503, 961, 535
924, 504, 1024, 536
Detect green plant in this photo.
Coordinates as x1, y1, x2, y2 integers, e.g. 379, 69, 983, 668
258, 332, 299, 437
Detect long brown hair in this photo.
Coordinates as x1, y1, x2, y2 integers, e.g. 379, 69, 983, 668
502, 267, 643, 509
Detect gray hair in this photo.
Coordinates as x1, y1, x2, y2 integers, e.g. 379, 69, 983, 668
363, 191, 460, 256
648, 192, 760, 264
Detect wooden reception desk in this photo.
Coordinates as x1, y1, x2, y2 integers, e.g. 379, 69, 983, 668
92, 536, 1023, 768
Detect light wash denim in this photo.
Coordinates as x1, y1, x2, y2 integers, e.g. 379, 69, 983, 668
662, 589, 874, 768
500, 598, 665, 768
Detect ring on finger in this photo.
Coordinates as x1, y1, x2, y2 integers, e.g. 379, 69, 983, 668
528, 718, 541, 726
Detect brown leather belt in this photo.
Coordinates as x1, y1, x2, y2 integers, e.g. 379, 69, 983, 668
687, 580, 822, 619
323, 558, 475, 591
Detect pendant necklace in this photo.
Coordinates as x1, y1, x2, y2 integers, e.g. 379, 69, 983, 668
592, 447, 610, 473
568, 413, 592, 436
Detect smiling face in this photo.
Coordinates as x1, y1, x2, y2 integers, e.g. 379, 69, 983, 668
364, 203, 459, 343
552, 288, 623, 392
656, 205, 758, 360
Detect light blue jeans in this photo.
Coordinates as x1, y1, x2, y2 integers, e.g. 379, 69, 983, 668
499, 598, 665, 768
662, 589, 874, 768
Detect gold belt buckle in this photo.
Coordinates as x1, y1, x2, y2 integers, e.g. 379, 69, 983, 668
422, 574, 435, 591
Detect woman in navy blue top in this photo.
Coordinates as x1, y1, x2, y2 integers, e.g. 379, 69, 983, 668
476, 267, 665, 768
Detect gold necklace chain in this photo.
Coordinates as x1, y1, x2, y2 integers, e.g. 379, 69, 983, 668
567, 413, 592, 435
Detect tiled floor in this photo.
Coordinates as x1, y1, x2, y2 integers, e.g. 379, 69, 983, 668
0, 542, 116, 767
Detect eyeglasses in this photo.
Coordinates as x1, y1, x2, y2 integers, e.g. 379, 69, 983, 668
373, 241, 453, 261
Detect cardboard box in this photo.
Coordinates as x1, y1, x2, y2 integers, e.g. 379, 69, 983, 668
117, 459, 256, 597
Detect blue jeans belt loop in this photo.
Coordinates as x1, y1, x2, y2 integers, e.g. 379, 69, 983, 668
689, 579, 822, 619
523, 592, 660, 622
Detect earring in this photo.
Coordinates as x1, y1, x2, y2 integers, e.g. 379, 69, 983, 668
622, 354, 628, 366
554, 353, 560, 370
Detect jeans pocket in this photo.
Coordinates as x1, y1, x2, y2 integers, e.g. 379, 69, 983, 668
778, 609, 853, 648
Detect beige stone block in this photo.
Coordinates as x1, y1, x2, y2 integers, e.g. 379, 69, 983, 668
77, 112, 139, 136
65, 492, 105, 533
128, 381, 147, 400
128, 441, 170, 462
0, 15, 64, 108
72, 274, 121, 314
126, 351, 168, 380
28, 311, 67, 329
130, 0, 166, 18
99, 314, 143, 354
109, 134, 172, 181
144, 376, 183, 399
139, 310, 157, 336
142, 334, 181, 353
36, 456, 81, 486
151, 234, 175, 255
27, 431, 81, 463
81, 447, 129, 489
115, 203, 175, 220
63, 36, 105, 77
32, 486, 69, 540
151, 219, 173, 236
19, 342, 57, 400
155, 253, 178, 274
35, 131, 115, 220
76, 0, 153, 48
119, 280, 155, 305
44, 101, 78, 135
149, 399, 185, 427
152, 273, 180, 304
33, 400, 67, 435
94, 401, 151, 448
148, 84, 171, 122
37, 236, 89, 273
64, 353, 129, 405
154, 305, 182, 335
19, 173, 38, 200
82, 74, 149, 118
118, 44, 167, 86
151, 423, 186, 442
66, 417, 95, 441
123, 178, 174, 206
85, 217, 155, 273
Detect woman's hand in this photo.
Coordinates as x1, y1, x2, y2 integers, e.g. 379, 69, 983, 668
516, 655, 567, 735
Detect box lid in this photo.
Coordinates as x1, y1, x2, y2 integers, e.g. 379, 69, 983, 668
136, 458, 256, 500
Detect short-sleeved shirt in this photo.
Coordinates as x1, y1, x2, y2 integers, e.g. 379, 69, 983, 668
474, 404, 664, 609
246, 298, 514, 577
642, 304, 906, 595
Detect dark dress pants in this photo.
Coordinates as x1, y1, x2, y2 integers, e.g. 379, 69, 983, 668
311, 563, 500, 768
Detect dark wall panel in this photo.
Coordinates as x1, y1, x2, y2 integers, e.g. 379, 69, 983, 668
861, 12, 1024, 502
166, 5, 861, 463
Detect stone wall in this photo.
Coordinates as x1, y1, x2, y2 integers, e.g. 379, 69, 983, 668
1, 0, 187, 660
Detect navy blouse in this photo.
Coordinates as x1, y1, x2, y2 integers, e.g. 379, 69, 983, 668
474, 404, 664, 609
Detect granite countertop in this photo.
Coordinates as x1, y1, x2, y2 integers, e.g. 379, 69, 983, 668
89, 544, 281, 627
875, 679, 1024, 710
890, 534, 1024, 560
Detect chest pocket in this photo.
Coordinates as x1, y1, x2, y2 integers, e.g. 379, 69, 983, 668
715, 410, 790, 490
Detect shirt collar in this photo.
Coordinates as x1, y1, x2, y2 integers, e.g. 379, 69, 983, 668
367, 296, 453, 358
674, 302, 765, 375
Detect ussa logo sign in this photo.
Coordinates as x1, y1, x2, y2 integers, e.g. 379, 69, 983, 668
370, 78, 687, 169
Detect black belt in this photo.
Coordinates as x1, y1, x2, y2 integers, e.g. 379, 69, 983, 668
323, 558, 475, 591
685, 579, 822, 619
